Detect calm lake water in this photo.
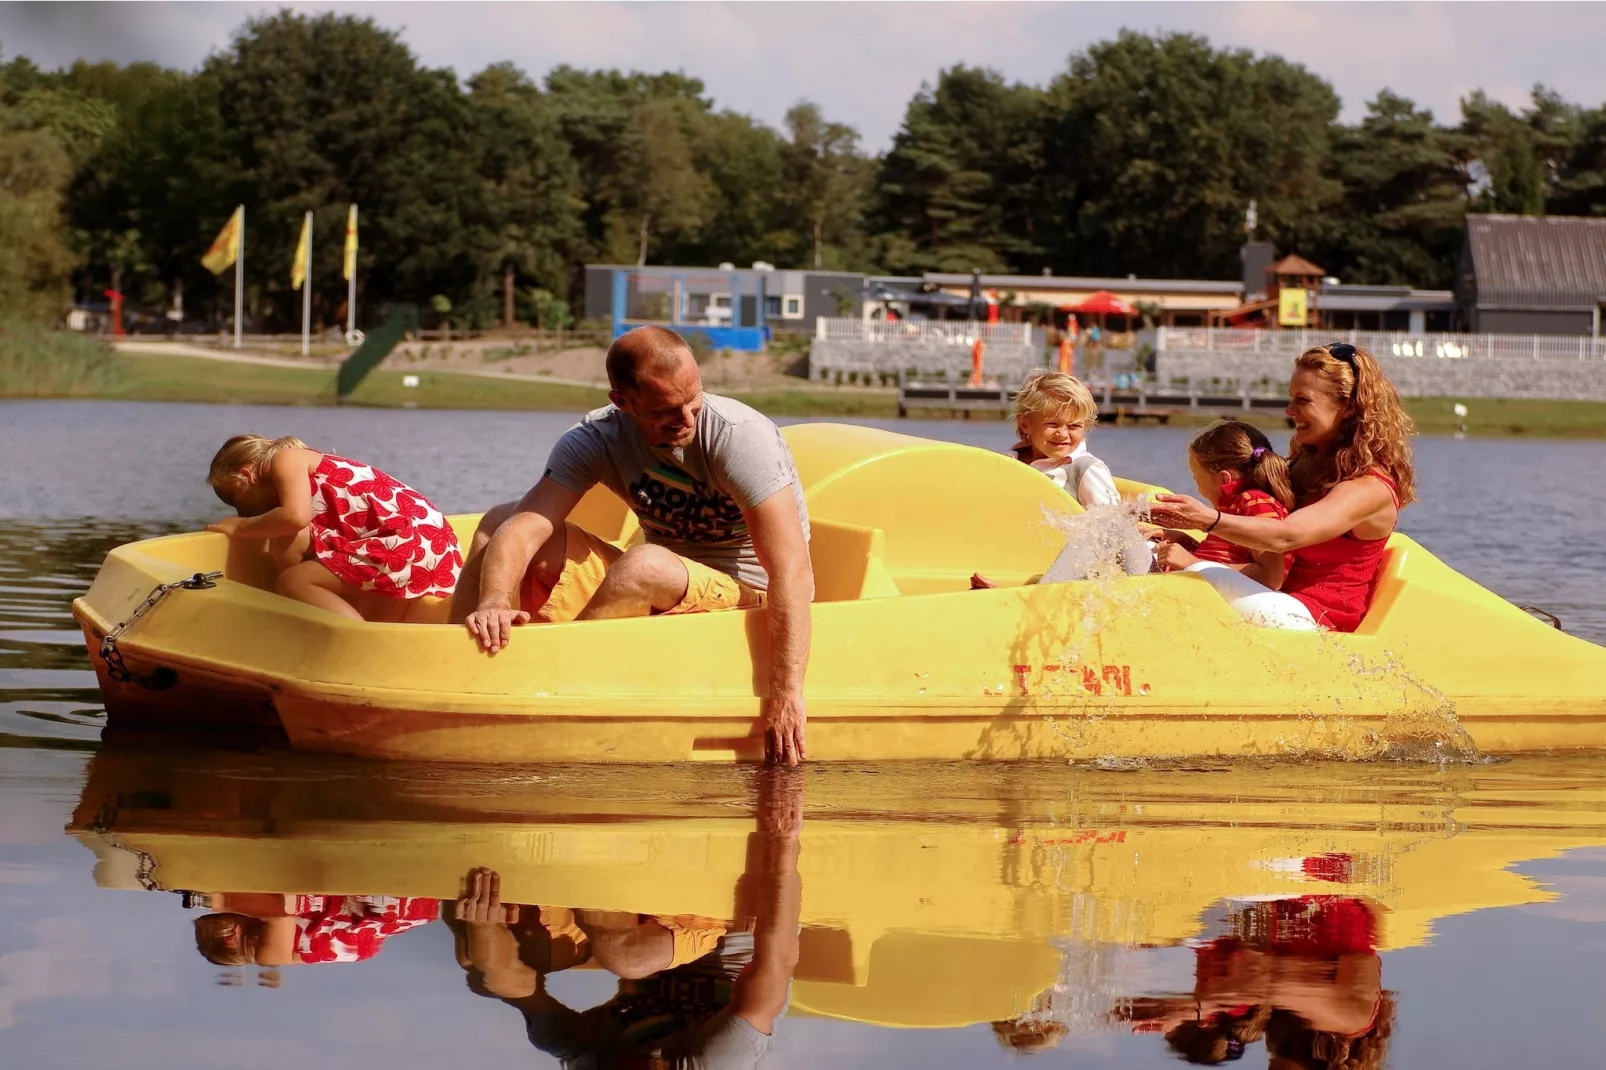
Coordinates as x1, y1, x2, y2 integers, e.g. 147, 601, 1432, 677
3, 398, 1606, 1068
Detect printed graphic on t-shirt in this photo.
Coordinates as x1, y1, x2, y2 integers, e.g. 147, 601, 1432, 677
628, 463, 749, 546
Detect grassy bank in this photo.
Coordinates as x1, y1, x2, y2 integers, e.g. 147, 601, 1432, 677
0, 320, 123, 396
5, 349, 1606, 439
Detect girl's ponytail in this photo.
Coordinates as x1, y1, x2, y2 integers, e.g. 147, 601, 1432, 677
1244, 443, 1294, 511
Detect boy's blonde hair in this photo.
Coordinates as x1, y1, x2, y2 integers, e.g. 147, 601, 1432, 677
207, 434, 307, 504
1012, 370, 1097, 458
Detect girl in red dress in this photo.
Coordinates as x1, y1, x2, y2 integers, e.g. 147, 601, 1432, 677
1153, 420, 1296, 589
206, 434, 462, 622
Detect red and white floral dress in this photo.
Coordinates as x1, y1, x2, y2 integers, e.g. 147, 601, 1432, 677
307, 455, 462, 599
289, 895, 439, 964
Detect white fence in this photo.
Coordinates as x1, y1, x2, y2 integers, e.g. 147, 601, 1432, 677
816, 317, 1034, 347
1157, 327, 1606, 362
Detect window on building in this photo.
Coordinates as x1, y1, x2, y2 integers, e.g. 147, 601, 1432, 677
1382, 310, 1410, 331
764, 296, 781, 316
782, 295, 803, 319
1426, 311, 1455, 332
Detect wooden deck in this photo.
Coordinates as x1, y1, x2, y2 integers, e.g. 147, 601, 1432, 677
896, 373, 1292, 424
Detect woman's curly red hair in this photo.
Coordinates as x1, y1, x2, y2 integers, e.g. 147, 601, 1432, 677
1290, 346, 1417, 507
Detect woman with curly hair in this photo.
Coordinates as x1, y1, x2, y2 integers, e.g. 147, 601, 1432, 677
1148, 343, 1416, 632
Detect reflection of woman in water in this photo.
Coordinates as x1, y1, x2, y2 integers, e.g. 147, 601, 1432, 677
1123, 896, 1394, 1069
449, 768, 803, 1069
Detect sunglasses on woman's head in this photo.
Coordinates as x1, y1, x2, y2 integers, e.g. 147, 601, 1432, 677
1325, 342, 1358, 374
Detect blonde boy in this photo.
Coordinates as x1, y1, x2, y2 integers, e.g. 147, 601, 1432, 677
1010, 370, 1120, 508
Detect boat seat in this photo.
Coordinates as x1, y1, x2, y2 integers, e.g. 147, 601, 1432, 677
784, 424, 1077, 594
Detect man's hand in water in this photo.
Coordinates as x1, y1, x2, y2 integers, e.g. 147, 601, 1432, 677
466, 604, 530, 655
764, 692, 807, 766
455, 867, 521, 925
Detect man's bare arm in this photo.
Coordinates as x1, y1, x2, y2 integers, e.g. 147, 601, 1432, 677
466, 478, 582, 653
745, 489, 813, 765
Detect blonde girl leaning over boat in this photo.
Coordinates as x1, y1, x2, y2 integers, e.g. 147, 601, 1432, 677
1148, 343, 1416, 632
206, 434, 463, 622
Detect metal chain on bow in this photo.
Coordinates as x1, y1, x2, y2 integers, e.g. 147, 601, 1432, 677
98, 571, 222, 687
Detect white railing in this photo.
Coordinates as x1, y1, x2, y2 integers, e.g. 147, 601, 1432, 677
816, 317, 1033, 347
1157, 326, 1606, 361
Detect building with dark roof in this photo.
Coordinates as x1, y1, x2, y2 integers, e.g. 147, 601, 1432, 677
1458, 214, 1606, 336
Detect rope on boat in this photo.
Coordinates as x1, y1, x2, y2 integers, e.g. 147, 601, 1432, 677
98, 571, 222, 689
1518, 605, 1563, 630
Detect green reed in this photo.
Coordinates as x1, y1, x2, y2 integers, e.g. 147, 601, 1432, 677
0, 319, 124, 397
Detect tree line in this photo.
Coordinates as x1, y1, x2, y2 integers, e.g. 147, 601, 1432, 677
2, 10, 1604, 331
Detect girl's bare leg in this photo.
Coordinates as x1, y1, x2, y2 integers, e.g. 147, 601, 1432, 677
268, 528, 313, 572
276, 560, 364, 621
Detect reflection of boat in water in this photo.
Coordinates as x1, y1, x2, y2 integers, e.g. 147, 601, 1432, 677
72, 424, 1606, 763
68, 748, 1606, 1029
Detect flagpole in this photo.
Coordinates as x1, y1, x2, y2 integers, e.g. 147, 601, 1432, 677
346, 205, 357, 341
234, 205, 244, 350
301, 210, 312, 358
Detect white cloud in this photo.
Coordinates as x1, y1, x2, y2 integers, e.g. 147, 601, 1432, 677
1, 2, 1603, 147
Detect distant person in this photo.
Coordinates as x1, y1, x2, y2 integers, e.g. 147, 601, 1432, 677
1151, 421, 1299, 626
1149, 344, 1416, 632
206, 434, 462, 621
453, 325, 813, 765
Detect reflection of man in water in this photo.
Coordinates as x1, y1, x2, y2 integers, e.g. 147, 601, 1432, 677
452, 769, 803, 1068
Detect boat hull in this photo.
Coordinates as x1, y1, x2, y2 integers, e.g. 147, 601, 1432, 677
73, 424, 1606, 763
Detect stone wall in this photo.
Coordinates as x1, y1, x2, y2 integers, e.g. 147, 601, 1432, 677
809, 340, 1042, 382
1156, 348, 1606, 401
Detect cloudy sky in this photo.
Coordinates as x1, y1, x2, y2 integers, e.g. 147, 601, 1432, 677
2, 1, 1604, 147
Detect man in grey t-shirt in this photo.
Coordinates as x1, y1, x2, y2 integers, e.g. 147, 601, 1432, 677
456, 326, 813, 764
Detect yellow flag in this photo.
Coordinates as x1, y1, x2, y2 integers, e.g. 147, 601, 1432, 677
201, 206, 242, 274
342, 204, 358, 281
1278, 286, 1309, 327
291, 212, 311, 290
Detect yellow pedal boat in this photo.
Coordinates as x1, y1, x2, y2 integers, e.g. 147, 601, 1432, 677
73, 423, 1606, 763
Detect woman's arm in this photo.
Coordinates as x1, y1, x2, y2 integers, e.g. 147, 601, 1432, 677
1149, 478, 1394, 554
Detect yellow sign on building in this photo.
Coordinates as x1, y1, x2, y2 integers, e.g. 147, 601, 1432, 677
1278, 287, 1309, 327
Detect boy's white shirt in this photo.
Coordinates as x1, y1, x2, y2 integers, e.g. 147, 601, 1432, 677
1032, 442, 1121, 508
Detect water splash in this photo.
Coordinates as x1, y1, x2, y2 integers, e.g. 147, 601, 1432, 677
1022, 497, 1480, 766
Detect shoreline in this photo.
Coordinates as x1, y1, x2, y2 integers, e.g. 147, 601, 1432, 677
4, 350, 1606, 439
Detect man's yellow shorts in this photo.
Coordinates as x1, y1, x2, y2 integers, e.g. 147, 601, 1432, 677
520, 521, 765, 623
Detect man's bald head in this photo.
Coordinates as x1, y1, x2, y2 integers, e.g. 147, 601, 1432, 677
606, 326, 704, 448
605, 326, 697, 394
